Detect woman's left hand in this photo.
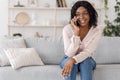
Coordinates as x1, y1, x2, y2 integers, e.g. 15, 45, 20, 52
62, 58, 76, 77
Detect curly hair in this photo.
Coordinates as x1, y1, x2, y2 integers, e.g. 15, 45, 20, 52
71, 1, 98, 27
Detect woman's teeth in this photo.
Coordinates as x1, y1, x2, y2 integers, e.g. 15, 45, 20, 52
80, 20, 85, 23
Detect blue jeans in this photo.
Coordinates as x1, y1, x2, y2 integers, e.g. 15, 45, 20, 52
60, 56, 96, 80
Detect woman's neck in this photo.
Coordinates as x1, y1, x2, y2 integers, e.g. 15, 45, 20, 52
80, 25, 90, 31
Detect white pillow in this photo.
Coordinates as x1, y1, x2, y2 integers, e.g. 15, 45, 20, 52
0, 49, 10, 66
0, 38, 26, 66
4, 48, 44, 69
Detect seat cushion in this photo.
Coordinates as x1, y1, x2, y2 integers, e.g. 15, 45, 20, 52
0, 64, 120, 80
93, 64, 120, 80
0, 65, 63, 80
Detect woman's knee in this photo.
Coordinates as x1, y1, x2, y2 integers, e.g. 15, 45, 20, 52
72, 64, 78, 72
79, 57, 96, 70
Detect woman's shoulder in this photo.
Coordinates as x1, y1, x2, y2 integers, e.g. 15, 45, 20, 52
93, 25, 103, 32
63, 24, 73, 32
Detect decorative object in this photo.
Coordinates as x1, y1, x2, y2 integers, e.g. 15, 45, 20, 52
28, 0, 38, 7
42, 20, 50, 26
56, 0, 67, 7
15, 12, 30, 25
31, 13, 36, 25
34, 32, 42, 38
14, 1, 24, 7
103, 0, 120, 36
13, 33, 22, 37
5, 48, 44, 69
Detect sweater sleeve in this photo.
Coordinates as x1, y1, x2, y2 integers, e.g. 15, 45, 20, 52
73, 28, 102, 64
63, 27, 81, 57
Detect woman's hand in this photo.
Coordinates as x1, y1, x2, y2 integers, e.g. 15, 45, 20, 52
71, 16, 80, 36
62, 58, 76, 77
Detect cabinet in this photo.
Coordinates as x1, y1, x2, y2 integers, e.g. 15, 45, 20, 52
8, 0, 104, 38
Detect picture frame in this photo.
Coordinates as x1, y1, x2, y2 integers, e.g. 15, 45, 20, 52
28, 0, 38, 7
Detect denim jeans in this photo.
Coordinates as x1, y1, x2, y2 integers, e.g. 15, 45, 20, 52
60, 55, 96, 80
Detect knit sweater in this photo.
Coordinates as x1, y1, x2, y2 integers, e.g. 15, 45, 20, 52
62, 24, 103, 64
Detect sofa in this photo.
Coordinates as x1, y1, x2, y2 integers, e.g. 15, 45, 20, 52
0, 36, 120, 80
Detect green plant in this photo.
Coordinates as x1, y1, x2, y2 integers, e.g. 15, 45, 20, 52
103, 0, 120, 36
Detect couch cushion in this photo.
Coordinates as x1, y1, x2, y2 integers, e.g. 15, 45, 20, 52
0, 65, 80, 80
5, 48, 44, 69
0, 65, 120, 80
92, 37, 120, 64
0, 37, 26, 66
24, 37, 64, 65
93, 64, 120, 80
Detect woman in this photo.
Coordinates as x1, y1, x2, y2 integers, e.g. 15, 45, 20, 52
60, 1, 102, 80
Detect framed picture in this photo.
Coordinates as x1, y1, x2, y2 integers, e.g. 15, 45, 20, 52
28, 0, 38, 7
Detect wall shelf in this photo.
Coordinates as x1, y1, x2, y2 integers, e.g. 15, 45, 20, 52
8, 0, 104, 38
8, 25, 64, 28
9, 7, 104, 10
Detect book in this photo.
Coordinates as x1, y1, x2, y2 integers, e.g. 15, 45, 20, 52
56, 0, 60, 7
61, 0, 67, 7
59, 0, 63, 7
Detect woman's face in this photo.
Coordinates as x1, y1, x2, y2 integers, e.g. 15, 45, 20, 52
75, 6, 90, 27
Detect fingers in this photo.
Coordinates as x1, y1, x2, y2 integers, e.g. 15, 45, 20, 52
62, 65, 72, 77
71, 16, 80, 28
71, 16, 78, 23
62, 67, 70, 77
61, 58, 74, 78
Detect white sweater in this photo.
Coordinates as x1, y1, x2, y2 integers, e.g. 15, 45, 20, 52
63, 24, 103, 64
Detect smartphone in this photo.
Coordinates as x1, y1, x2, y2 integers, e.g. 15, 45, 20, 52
75, 20, 80, 26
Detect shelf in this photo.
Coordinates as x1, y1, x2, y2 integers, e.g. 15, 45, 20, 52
9, 7, 71, 10
9, 7, 104, 10
8, 25, 64, 28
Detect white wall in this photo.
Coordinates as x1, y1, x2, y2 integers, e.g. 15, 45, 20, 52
0, 0, 8, 35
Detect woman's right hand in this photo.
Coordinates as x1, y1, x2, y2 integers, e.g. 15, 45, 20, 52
62, 58, 76, 78
71, 16, 80, 36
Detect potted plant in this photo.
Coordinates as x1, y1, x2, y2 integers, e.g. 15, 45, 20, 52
103, 0, 120, 36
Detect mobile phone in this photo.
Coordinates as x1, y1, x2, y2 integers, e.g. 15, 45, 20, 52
75, 20, 80, 26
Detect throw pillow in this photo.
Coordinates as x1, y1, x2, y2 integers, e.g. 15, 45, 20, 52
0, 49, 10, 66
0, 38, 26, 66
4, 48, 44, 69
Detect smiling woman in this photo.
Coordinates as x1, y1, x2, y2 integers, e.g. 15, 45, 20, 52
60, 1, 102, 80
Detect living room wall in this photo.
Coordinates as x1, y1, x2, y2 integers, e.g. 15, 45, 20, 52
0, 0, 116, 36
0, 0, 8, 35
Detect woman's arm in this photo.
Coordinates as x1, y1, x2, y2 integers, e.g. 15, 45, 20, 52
63, 27, 81, 57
